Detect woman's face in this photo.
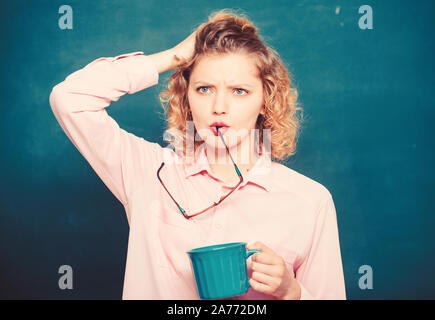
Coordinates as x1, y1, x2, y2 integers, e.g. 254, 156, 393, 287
187, 52, 264, 151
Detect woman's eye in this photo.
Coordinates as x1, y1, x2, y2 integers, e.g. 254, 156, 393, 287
234, 88, 248, 95
197, 86, 210, 93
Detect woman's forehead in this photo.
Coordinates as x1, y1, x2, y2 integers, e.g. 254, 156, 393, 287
191, 52, 261, 83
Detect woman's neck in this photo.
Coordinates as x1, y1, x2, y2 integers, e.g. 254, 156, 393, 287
204, 138, 260, 184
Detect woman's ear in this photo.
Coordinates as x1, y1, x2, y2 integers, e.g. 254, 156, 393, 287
259, 106, 265, 116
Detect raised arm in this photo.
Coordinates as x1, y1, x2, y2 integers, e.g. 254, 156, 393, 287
49, 49, 180, 223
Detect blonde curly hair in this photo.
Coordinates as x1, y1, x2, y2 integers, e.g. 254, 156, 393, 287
158, 8, 303, 162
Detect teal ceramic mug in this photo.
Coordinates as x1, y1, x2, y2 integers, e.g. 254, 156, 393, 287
187, 242, 261, 299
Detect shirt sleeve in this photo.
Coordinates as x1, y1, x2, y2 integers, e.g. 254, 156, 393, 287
294, 193, 347, 300
49, 51, 162, 222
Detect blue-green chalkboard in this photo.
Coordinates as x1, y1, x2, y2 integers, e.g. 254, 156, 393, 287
0, 0, 434, 299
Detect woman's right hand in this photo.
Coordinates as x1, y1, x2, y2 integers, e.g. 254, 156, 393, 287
171, 30, 197, 66
148, 30, 197, 74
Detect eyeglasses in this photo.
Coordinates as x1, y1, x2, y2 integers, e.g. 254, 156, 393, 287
157, 126, 244, 220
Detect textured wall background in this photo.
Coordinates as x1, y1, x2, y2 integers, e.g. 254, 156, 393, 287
0, 0, 434, 299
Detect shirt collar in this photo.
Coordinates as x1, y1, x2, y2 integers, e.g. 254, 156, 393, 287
184, 143, 272, 192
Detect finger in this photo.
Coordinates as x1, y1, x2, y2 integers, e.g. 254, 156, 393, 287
252, 261, 282, 276
247, 241, 275, 255
251, 271, 276, 286
251, 252, 282, 265
249, 278, 273, 295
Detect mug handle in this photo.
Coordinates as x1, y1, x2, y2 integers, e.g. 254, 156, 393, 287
245, 249, 261, 289
245, 249, 261, 259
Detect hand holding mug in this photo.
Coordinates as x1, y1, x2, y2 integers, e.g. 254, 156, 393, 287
247, 241, 301, 300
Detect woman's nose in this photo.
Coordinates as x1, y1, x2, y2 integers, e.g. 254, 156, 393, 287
211, 92, 229, 115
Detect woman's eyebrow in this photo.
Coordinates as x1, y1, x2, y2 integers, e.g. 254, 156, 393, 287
192, 81, 254, 88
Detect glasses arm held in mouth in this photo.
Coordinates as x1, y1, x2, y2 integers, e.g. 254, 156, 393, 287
216, 125, 243, 178
157, 126, 243, 219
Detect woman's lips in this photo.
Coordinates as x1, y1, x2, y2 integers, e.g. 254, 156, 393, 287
210, 126, 229, 136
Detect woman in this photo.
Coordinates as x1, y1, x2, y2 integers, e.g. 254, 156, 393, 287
49, 9, 346, 300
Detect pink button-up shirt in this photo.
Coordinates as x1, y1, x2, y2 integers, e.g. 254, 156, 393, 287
49, 51, 346, 300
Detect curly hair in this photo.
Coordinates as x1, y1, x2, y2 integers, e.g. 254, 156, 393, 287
158, 8, 303, 163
